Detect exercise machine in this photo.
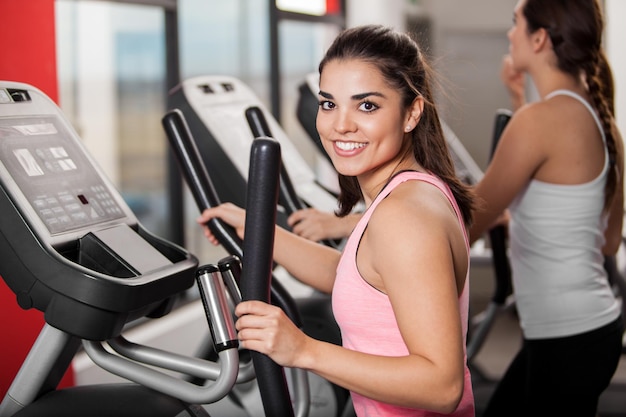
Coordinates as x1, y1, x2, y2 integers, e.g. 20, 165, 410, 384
163, 108, 349, 417
166, 74, 346, 329
0, 80, 288, 416
168, 75, 339, 223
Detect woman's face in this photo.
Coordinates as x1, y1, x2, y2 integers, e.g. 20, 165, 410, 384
316, 59, 417, 181
507, 0, 533, 72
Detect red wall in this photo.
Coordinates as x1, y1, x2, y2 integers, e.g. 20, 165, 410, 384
0, 0, 59, 101
0, 0, 74, 397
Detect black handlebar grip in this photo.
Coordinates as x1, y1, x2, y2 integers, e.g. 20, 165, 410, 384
240, 137, 295, 417
488, 108, 513, 305
162, 109, 243, 258
245, 106, 340, 249
245, 106, 306, 215
162, 109, 303, 328
490, 109, 513, 157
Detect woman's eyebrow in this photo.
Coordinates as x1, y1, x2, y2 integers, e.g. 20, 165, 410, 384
318, 90, 386, 100
319, 90, 333, 99
352, 91, 385, 100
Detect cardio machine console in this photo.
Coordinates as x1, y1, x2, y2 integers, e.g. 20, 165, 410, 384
0, 81, 198, 340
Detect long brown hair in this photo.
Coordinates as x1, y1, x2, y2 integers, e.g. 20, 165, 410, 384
318, 24, 474, 225
523, 0, 618, 209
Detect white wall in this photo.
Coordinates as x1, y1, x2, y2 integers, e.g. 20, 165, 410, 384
419, 0, 517, 168
346, 0, 406, 29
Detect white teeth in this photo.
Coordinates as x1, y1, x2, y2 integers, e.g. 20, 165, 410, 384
335, 141, 366, 151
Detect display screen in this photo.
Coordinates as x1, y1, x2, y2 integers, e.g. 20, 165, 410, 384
0, 116, 126, 235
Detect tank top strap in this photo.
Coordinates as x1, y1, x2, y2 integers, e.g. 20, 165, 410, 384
361, 171, 468, 250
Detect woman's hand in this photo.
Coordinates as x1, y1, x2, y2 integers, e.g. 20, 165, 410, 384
235, 300, 309, 368
196, 203, 246, 245
500, 54, 526, 111
288, 208, 360, 241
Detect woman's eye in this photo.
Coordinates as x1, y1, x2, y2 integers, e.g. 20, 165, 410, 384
359, 101, 378, 112
319, 100, 335, 110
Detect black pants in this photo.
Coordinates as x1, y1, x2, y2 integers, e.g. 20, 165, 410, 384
483, 316, 623, 417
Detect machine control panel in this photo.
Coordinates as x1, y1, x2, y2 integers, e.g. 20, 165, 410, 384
0, 116, 125, 235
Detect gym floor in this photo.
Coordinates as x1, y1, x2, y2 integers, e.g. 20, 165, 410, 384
469, 264, 626, 416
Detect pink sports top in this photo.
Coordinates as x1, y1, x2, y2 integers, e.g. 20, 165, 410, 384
332, 171, 474, 417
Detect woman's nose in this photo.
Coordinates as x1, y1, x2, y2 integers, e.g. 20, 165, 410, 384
333, 110, 356, 134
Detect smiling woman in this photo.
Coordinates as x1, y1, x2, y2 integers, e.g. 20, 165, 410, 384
197, 24, 476, 416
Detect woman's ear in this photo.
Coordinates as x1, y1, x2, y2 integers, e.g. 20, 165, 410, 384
404, 97, 424, 132
532, 27, 550, 53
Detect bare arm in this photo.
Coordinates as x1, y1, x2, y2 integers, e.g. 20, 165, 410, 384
469, 105, 546, 244
197, 203, 340, 293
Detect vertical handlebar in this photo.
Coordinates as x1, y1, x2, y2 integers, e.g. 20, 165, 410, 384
162, 109, 243, 257
245, 106, 306, 215
240, 137, 295, 417
245, 106, 339, 249
487, 109, 513, 305
162, 109, 304, 328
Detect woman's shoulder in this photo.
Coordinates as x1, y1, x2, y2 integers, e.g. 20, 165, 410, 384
514, 98, 557, 124
520, 91, 595, 127
371, 179, 456, 233
501, 99, 562, 146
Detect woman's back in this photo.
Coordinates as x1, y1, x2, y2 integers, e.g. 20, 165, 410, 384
523, 91, 606, 186
507, 89, 620, 339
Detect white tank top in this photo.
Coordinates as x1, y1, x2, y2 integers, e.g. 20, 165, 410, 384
508, 89, 620, 339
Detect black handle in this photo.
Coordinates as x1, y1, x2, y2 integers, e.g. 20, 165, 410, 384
487, 108, 513, 305
163, 109, 302, 327
240, 137, 295, 417
162, 109, 243, 258
245, 106, 340, 249
245, 106, 306, 215
162, 109, 304, 327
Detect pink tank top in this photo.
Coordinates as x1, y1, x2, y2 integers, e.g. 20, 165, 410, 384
332, 171, 474, 417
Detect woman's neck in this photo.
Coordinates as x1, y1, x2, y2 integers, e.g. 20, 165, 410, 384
530, 66, 586, 100
358, 159, 422, 206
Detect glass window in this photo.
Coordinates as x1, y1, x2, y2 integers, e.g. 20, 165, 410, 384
55, 1, 168, 236
179, 0, 269, 101
278, 20, 340, 181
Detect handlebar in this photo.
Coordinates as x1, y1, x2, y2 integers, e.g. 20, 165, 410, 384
245, 106, 339, 250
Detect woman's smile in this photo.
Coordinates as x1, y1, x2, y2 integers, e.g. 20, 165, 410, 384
334, 140, 367, 152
